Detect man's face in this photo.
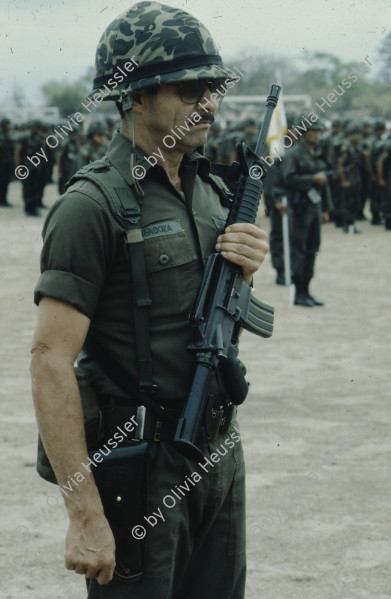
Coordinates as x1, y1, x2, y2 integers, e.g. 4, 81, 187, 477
303, 129, 321, 146
92, 133, 105, 146
349, 132, 361, 144
136, 81, 219, 152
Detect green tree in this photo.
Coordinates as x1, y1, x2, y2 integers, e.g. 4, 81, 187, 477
41, 67, 94, 116
378, 32, 391, 83
292, 51, 372, 112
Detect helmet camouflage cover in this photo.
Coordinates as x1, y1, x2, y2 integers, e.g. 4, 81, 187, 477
92, 1, 232, 101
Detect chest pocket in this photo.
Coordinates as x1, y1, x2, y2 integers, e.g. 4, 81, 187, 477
142, 219, 199, 320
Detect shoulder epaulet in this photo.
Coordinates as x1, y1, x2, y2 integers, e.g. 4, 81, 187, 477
66, 160, 141, 229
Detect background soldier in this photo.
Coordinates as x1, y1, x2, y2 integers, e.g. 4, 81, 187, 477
84, 120, 108, 163
357, 118, 374, 220
58, 128, 85, 195
337, 121, 362, 233
204, 119, 222, 162
267, 111, 297, 285
16, 119, 47, 216
327, 117, 345, 227
377, 133, 391, 230
0, 117, 14, 207
370, 119, 387, 225
282, 119, 330, 306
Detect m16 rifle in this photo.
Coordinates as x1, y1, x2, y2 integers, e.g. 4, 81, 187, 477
173, 84, 281, 460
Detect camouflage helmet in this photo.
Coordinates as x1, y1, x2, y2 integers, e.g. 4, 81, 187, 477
285, 111, 297, 128
87, 120, 107, 136
91, 1, 232, 102
296, 116, 325, 131
373, 119, 386, 131
346, 122, 361, 135
240, 116, 256, 130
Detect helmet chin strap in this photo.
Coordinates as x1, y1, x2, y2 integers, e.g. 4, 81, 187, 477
121, 91, 144, 199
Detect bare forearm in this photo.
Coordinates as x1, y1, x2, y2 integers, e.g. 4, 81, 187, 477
31, 352, 103, 517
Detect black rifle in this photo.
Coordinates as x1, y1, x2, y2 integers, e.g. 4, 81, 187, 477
324, 164, 354, 177
173, 84, 281, 460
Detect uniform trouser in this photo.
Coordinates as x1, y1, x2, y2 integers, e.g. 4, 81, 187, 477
290, 201, 321, 285
269, 206, 284, 274
0, 172, 11, 204
329, 179, 342, 224
86, 421, 246, 599
22, 166, 46, 213
340, 183, 361, 227
382, 178, 391, 223
370, 183, 384, 218
359, 175, 371, 215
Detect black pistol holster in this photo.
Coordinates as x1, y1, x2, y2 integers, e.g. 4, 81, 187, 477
89, 441, 149, 583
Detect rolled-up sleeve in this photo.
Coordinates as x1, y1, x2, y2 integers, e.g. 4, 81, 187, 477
34, 188, 117, 319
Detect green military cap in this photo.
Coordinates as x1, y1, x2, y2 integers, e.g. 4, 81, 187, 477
285, 111, 297, 128
296, 117, 325, 131
87, 120, 107, 136
241, 117, 256, 129
346, 122, 361, 134
373, 119, 386, 131
92, 1, 232, 102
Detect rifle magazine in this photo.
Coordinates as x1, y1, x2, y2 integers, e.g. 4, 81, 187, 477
243, 295, 274, 338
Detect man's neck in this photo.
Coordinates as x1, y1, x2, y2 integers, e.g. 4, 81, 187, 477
121, 123, 187, 190
303, 139, 316, 154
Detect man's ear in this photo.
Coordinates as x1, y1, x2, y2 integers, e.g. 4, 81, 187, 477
132, 92, 142, 105
131, 91, 145, 115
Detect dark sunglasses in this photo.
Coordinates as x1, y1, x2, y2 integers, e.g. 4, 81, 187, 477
166, 79, 226, 104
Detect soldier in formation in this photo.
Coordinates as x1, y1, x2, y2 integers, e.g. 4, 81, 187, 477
0, 117, 14, 207
337, 122, 363, 233
282, 119, 330, 306
15, 120, 47, 216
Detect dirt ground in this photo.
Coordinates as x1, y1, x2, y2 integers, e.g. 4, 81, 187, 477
1, 180, 390, 599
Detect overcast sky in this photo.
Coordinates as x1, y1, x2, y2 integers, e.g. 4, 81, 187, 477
0, 0, 389, 106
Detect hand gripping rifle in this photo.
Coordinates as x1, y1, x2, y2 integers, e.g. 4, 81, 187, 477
172, 84, 281, 460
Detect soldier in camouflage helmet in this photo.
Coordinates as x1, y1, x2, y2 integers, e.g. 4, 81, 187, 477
267, 111, 298, 284
31, 3, 267, 598
0, 117, 14, 207
337, 122, 363, 233
370, 120, 387, 224
282, 118, 331, 306
16, 119, 47, 216
376, 129, 391, 229
85, 120, 108, 162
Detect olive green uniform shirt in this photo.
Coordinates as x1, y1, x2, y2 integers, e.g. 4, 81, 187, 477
34, 131, 230, 401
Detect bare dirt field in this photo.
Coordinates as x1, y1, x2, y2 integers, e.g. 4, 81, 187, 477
1, 181, 390, 598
